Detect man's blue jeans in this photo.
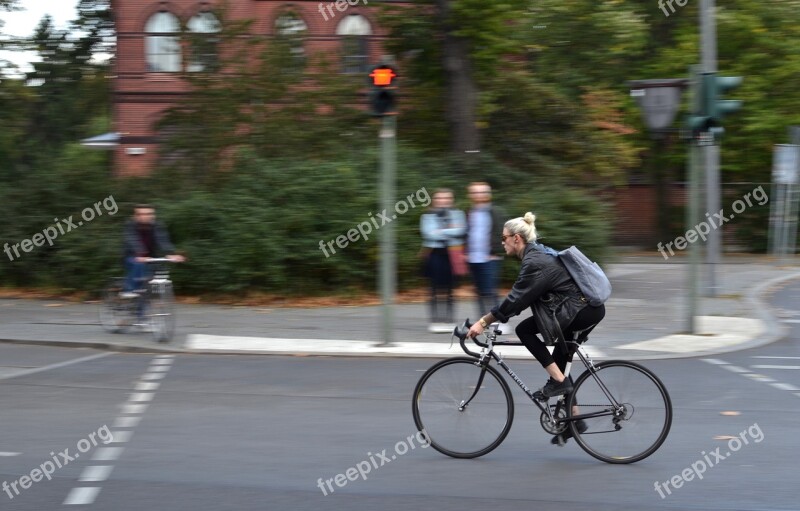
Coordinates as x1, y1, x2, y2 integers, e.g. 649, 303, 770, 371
469, 260, 500, 318
124, 258, 150, 320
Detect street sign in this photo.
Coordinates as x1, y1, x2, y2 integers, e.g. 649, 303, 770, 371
773, 144, 800, 185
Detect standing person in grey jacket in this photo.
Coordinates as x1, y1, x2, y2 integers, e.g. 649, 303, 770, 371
420, 189, 466, 333
122, 204, 185, 297
467, 212, 605, 444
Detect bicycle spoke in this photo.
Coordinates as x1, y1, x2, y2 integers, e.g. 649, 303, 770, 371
569, 361, 672, 464
413, 358, 513, 458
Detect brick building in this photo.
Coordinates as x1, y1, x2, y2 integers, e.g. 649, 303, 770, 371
110, 0, 391, 176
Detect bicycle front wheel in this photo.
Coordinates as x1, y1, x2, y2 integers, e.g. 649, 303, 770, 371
412, 357, 513, 459
568, 360, 672, 464
99, 278, 133, 333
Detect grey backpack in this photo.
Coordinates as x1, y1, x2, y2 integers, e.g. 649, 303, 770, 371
557, 246, 612, 306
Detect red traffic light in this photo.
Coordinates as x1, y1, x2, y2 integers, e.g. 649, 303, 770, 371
370, 67, 396, 87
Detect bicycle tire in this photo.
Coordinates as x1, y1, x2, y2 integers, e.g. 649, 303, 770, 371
99, 278, 134, 334
148, 281, 175, 343
568, 360, 672, 464
412, 357, 514, 459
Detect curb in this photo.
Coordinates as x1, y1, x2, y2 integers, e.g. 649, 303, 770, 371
1, 270, 798, 360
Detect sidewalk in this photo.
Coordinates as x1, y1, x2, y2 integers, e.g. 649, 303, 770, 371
0, 254, 798, 360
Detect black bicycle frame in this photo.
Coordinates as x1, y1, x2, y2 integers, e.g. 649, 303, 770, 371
459, 332, 620, 426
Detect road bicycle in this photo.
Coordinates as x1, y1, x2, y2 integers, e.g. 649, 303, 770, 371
412, 320, 672, 463
99, 258, 177, 343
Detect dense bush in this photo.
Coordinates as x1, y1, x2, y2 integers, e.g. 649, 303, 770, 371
1, 145, 612, 297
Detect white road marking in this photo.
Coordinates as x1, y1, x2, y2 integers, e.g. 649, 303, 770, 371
0, 452, 20, 456
721, 365, 749, 373
128, 392, 154, 402
150, 359, 173, 365
782, 319, 800, 323
149, 365, 171, 372
79, 465, 114, 482
91, 447, 125, 461
109, 430, 134, 443
119, 403, 148, 414
134, 381, 160, 391
751, 365, 800, 370
141, 372, 166, 380
702, 358, 729, 365
770, 383, 800, 392
112, 416, 142, 429
752, 356, 800, 359
0, 353, 113, 380
63, 487, 101, 505
743, 373, 776, 383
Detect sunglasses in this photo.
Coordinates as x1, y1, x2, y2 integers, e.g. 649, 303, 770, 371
501, 233, 517, 242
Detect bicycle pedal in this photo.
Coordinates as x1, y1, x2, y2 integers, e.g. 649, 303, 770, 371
532, 390, 547, 402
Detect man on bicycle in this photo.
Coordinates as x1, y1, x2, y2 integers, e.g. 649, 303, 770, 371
122, 204, 185, 299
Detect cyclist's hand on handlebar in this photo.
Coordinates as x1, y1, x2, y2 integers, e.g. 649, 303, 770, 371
467, 322, 485, 339
135, 256, 149, 263
166, 254, 186, 263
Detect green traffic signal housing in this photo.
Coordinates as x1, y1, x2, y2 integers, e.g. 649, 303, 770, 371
686, 72, 742, 141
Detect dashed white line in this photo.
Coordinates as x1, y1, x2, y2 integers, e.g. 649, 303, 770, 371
79, 465, 114, 482
141, 372, 166, 380
92, 447, 125, 461
63, 486, 101, 505
112, 416, 142, 429
0, 451, 20, 457
129, 392, 155, 402
109, 430, 134, 443
150, 359, 174, 365
721, 365, 749, 373
751, 365, 800, 370
770, 383, 800, 392
752, 356, 800, 359
120, 403, 149, 414
134, 381, 160, 391
701, 358, 729, 365
149, 365, 171, 372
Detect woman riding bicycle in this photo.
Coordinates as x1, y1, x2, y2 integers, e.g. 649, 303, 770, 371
467, 212, 605, 401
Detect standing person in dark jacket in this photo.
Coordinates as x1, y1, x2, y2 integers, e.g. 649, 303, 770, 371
122, 204, 185, 297
465, 182, 505, 322
467, 212, 605, 443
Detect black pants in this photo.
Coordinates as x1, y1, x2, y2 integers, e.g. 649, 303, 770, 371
426, 248, 454, 323
516, 304, 606, 373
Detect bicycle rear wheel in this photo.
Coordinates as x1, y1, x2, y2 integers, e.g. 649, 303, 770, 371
412, 357, 513, 459
99, 278, 134, 333
148, 282, 175, 343
568, 360, 672, 464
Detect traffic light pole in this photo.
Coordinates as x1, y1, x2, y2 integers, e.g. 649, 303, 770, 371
701, 0, 721, 297
377, 115, 397, 347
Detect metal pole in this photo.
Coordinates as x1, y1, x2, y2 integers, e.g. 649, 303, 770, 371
686, 136, 703, 334
701, 0, 720, 297
378, 115, 397, 346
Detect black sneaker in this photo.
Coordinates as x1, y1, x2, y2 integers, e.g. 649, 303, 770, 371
551, 419, 588, 447
540, 377, 574, 398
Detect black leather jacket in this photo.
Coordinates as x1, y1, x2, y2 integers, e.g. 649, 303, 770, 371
491, 243, 587, 345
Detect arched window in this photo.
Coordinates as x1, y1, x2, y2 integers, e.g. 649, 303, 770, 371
145, 11, 181, 72
275, 11, 307, 72
187, 11, 221, 72
336, 14, 371, 74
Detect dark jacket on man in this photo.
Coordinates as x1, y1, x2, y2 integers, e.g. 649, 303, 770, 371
491, 243, 587, 345
122, 220, 175, 260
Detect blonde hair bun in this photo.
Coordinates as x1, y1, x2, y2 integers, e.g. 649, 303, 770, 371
523, 212, 536, 225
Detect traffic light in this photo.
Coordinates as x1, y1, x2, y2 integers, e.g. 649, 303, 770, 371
369, 65, 397, 117
686, 72, 742, 140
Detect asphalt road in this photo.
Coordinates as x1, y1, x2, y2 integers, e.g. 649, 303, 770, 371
1, 282, 799, 511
